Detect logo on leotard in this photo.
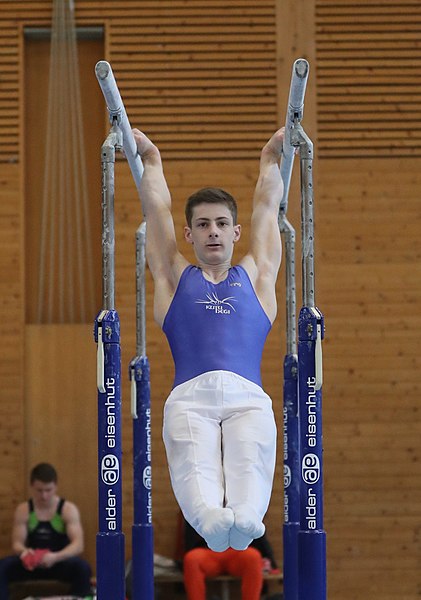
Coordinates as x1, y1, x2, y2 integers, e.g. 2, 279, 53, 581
195, 292, 236, 314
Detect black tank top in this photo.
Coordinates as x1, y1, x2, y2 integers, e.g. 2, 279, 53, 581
26, 498, 70, 551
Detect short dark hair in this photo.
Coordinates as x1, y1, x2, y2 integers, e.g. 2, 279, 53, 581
185, 187, 237, 227
30, 463, 58, 484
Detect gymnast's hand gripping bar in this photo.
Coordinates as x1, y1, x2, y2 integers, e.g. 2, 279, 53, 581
280, 59, 309, 214
95, 60, 144, 199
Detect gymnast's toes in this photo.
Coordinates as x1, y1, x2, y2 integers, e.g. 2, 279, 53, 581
200, 507, 234, 553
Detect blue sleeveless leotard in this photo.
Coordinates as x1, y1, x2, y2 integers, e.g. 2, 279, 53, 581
162, 265, 271, 388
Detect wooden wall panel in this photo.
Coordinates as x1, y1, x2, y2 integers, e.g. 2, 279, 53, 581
316, 0, 421, 158
24, 325, 98, 567
0, 24, 20, 163
276, 0, 317, 138
0, 0, 278, 162
0, 0, 284, 571
0, 1, 420, 599
0, 164, 25, 551
24, 35, 104, 324
317, 157, 421, 599
106, 0, 278, 159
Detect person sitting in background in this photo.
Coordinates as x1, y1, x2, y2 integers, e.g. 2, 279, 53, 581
0, 462, 92, 599
183, 519, 279, 600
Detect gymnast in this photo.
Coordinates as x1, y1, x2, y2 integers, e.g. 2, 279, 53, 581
132, 126, 284, 552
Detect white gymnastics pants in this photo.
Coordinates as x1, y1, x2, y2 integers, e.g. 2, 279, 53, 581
163, 370, 277, 542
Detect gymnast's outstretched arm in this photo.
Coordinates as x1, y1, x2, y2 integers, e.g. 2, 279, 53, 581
132, 129, 188, 325
240, 127, 285, 323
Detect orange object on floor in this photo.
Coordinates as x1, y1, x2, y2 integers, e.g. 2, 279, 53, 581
183, 546, 263, 600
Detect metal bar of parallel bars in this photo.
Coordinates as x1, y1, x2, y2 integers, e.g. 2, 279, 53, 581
294, 119, 326, 600
280, 214, 300, 600
279, 58, 309, 600
280, 59, 309, 214
280, 58, 326, 600
94, 124, 125, 600
95, 61, 153, 599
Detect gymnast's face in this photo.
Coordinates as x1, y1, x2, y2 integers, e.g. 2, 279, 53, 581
184, 202, 241, 265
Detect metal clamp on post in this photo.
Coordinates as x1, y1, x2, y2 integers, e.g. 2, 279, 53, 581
96, 309, 108, 393
129, 362, 139, 419
310, 307, 324, 391
129, 356, 147, 421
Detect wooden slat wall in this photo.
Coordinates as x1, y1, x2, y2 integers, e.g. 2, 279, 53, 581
316, 0, 421, 157
24, 35, 104, 324
0, 24, 20, 163
317, 157, 421, 599
24, 324, 98, 563
0, 1, 421, 599
0, 0, 278, 162
106, 0, 277, 159
0, 164, 25, 548
0, 0, 283, 573
108, 3, 278, 159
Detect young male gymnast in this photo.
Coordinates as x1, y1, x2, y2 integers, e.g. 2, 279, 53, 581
132, 126, 284, 553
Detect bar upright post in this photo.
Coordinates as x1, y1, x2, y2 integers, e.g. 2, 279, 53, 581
129, 222, 154, 600
94, 123, 125, 600
295, 125, 326, 600
279, 58, 309, 600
